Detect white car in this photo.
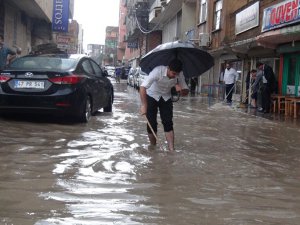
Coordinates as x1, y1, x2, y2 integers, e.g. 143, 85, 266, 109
105, 66, 116, 77
127, 68, 136, 87
135, 67, 148, 90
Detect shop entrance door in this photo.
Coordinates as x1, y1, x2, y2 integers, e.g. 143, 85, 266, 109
283, 55, 300, 96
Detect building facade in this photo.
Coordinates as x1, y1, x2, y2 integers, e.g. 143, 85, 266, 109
0, 0, 52, 54
118, 0, 127, 65
87, 44, 105, 65
122, 0, 300, 101
124, 0, 162, 68
104, 26, 119, 66
0, 0, 77, 55
195, 0, 300, 100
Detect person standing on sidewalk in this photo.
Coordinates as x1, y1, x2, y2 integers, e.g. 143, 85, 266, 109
139, 59, 189, 151
223, 62, 239, 104
256, 62, 276, 113
0, 35, 16, 71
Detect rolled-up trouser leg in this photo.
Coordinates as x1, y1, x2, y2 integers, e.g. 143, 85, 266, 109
146, 95, 158, 134
159, 97, 173, 132
226, 83, 234, 102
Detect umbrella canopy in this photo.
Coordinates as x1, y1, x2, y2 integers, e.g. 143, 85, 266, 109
140, 41, 214, 78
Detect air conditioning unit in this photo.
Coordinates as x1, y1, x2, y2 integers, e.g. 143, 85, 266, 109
160, 0, 167, 6
199, 33, 210, 47
149, 6, 162, 22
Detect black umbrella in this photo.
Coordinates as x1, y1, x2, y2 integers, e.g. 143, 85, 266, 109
140, 41, 214, 78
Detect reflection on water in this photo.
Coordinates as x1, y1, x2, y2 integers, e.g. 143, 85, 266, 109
0, 81, 300, 225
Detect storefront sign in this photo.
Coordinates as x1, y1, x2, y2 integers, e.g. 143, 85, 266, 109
262, 0, 300, 32
235, 2, 259, 35
52, 0, 69, 32
127, 41, 138, 49
56, 35, 71, 44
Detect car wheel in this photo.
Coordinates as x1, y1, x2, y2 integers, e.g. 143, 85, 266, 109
104, 93, 113, 112
79, 96, 92, 122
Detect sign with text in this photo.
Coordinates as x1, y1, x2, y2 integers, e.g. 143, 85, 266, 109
235, 2, 259, 35
52, 0, 69, 32
262, 0, 300, 32
127, 41, 138, 49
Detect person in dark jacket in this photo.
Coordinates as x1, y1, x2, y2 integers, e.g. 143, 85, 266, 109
255, 62, 276, 113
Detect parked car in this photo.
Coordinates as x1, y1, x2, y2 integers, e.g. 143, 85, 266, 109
0, 53, 114, 122
105, 66, 116, 77
135, 67, 148, 90
127, 67, 136, 87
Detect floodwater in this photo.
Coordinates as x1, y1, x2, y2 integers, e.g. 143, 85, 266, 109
0, 80, 300, 225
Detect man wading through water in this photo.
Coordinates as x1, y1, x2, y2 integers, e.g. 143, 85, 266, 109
139, 59, 189, 151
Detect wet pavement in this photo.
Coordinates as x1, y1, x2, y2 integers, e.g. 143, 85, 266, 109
0, 79, 300, 225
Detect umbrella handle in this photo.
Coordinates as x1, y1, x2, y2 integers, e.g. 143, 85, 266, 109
171, 92, 181, 102
171, 84, 181, 102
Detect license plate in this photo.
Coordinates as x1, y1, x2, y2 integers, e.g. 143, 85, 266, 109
14, 80, 45, 89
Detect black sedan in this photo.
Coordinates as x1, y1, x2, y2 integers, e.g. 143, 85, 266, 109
0, 54, 114, 122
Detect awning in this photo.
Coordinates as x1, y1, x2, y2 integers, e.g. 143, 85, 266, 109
8, 0, 50, 22
256, 24, 300, 49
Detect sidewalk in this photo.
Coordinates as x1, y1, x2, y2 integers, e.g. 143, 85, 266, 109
222, 100, 300, 125
184, 93, 300, 126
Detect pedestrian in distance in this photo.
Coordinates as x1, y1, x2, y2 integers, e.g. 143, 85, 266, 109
223, 62, 239, 104
139, 59, 189, 151
255, 62, 276, 113
115, 67, 121, 83
252, 69, 264, 110
0, 34, 16, 71
248, 69, 258, 108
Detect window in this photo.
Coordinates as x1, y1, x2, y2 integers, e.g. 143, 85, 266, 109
90, 60, 103, 77
214, 0, 222, 30
82, 60, 94, 75
199, 0, 207, 24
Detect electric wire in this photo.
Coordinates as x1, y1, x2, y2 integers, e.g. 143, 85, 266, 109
134, 8, 166, 34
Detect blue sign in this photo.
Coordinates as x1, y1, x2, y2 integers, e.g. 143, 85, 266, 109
52, 0, 69, 32
127, 41, 138, 49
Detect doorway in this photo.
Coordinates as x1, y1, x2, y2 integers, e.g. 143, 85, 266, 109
283, 54, 300, 96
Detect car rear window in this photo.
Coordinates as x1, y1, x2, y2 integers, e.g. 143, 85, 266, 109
9, 56, 77, 71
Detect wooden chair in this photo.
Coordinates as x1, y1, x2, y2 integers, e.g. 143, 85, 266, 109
288, 98, 300, 119
271, 95, 285, 114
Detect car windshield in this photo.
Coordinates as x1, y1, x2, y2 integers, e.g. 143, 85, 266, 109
8, 56, 77, 71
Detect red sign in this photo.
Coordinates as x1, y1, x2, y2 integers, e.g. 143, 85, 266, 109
262, 0, 300, 32
56, 36, 71, 44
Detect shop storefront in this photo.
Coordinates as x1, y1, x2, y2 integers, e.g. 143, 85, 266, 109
257, 0, 300, 96
278, 43, 300, 96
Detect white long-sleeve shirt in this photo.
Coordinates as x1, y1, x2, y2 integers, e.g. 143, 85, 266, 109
223, 67, 239, 84
141, 65, 188, 101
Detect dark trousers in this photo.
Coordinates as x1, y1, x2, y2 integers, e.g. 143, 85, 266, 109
225, 83, 234, 102
146, 95, 173, 133
261, 84, 271, 112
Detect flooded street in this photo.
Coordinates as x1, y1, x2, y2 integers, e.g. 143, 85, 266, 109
0, 80, 300, 225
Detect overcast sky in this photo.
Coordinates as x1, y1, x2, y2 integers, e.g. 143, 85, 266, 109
73, 0, 120, 49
